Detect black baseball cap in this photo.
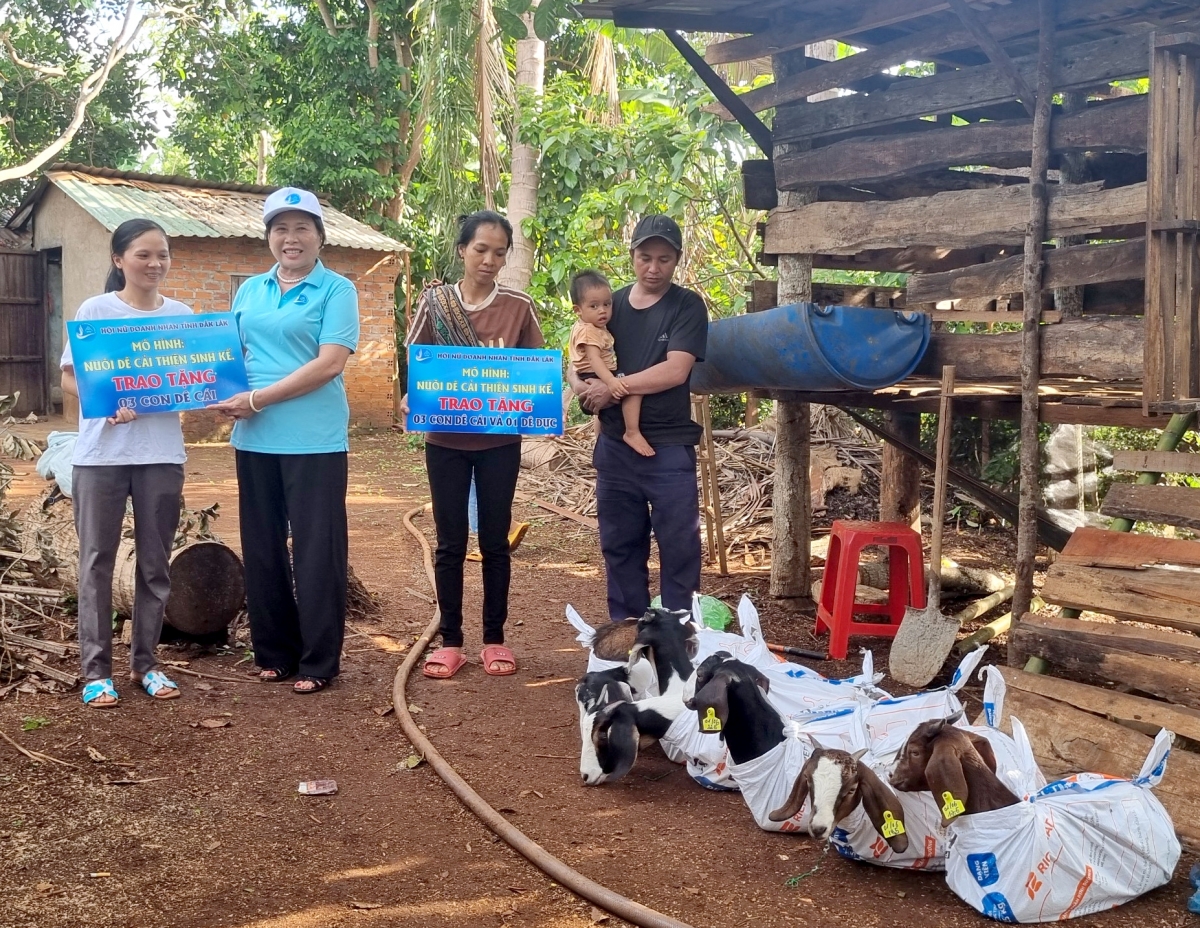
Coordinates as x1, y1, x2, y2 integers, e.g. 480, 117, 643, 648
630, 214, 683, 252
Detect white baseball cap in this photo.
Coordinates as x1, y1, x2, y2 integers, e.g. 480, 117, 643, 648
263, 186, 324, 226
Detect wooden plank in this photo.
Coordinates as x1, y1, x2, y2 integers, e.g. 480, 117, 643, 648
815, 245, 1021, 275
1062, 525, 1200, 569
1010, 617, 1200, 709
764, 182, 1147, 255
704, 0, 949, 66
998, 665, 1200, 743
776, 96, 1146, 190
709, 0, 1168, 117
915, 318, 1144, 381
774, 30, 1157, 143
1113, 450, 1200, 475
947, 0, 1036, 118
1100, 483, 1200, 531
1042, 560, 1200, 633
742, 159, 777, 210
907, 238, 1144, 304
1016, 611, 1200, 662
925, 310, 1062, 323
987, 687, 1200, 849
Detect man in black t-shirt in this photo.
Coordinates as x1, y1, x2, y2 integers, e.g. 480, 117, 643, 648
568, 215, 707, 621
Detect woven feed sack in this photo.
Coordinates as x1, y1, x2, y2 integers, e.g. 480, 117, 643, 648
944, 724, 1179, 923
831, 659, 1045, 870
866, 648, 987, 762
728, 706, 872, 832
566, 605, 658, 698
691, 594, 779, 671
675, 648, 883, 791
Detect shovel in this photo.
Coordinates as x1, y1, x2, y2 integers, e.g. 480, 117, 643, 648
889, 365, 958, 688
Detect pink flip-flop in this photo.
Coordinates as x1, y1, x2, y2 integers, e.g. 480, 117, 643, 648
423, 647, 468, 679
480, 644, 517, 676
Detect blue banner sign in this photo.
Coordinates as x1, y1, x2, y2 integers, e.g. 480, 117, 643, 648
407, 345, 563, 436
67, 313, 249, 419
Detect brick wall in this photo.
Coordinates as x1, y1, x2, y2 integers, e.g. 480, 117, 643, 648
159, 238, 401, 440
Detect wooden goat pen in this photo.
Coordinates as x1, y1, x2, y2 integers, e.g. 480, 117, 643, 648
576, 0, 1200, 845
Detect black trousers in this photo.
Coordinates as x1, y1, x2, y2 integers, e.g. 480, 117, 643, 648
236, 450, 348, 680
425, 441, 521, 648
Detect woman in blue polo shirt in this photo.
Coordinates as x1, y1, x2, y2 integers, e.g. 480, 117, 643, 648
210, 187, 359, 694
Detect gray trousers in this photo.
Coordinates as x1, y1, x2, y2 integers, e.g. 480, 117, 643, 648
73, 463, 184, 680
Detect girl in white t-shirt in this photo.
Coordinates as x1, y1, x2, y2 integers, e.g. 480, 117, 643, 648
61, 219, 191, 707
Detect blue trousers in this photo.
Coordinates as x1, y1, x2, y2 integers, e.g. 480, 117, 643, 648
593, 434, 702, 621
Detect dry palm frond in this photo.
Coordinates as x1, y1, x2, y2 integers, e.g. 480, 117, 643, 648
585, 29, 621, 126
474, 0, 511, 208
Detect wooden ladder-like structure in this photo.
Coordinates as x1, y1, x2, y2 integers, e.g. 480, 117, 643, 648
1144, 32, 1200, 413
691, 395, 728, 576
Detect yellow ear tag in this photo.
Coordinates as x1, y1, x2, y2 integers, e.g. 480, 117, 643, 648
880, 811, 906, 838
701, 707, 722, 732
941, 791, 966, 819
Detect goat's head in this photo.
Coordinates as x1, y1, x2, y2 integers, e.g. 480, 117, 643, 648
576, 669, 635, 786
891, 712, 1018, 826
770, 745, 910, 853
629, 607, 698, 694
890, 711, 998, 792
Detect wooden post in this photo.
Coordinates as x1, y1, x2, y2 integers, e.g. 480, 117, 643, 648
769, 44, 815, 600
1010, 0, 1056, 657
880, 411, 922, 531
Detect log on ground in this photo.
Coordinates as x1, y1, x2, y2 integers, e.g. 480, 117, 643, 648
25, 498, 244, 636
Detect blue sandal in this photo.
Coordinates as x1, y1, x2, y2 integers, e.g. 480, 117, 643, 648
82, 678, 120, 708
137, 670, 180, 700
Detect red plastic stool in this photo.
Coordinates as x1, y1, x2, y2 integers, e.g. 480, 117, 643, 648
815, 520, 926, 660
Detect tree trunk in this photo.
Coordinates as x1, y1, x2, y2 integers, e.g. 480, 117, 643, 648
498, 5, 544, 292
880, 410, 922, 530
769, 43, 820, 600
25, 495, 245, 637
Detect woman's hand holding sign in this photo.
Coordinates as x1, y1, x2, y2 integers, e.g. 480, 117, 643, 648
210, 391, 257, 420
107, 406, 137, 426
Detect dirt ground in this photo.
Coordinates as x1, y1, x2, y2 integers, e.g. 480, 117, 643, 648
1, 431, 1194, 928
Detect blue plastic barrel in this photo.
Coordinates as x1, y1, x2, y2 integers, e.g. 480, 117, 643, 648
689, 303, 931, 394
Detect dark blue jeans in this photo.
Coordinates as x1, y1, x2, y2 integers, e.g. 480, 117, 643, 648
593, 434, 702, 621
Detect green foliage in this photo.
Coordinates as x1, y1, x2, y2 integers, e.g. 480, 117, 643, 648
517, 46, 760, 349
0, 0, 153, 205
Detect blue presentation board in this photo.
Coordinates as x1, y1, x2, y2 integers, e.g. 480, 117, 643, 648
406, 345, 563, 436
67, 313, 249, 419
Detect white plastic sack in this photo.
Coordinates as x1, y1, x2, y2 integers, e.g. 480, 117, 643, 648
692, 594, 779, 671
729, 705, 872, 831
35, 431, 77, 498
865, 648, 987, 762
944, 724, 1179, 922
832, 661, 1044, 871
672, 646, 881, 791
566, 605, 657, 698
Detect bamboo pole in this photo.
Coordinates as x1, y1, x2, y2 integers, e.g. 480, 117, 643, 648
1010, 0, 1056, 664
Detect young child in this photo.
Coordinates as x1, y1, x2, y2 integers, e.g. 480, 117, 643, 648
567, 270, 653, 457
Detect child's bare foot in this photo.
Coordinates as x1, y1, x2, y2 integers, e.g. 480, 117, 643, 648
624, 431, 655, 457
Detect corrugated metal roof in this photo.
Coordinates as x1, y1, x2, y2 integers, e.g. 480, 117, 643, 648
43, 168, 408, 253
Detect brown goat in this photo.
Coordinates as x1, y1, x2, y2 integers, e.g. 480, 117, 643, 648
889, 711, 999, 793
591, 620, 640, 662
890, 715, 1019, 827
769, 747, 910, 854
